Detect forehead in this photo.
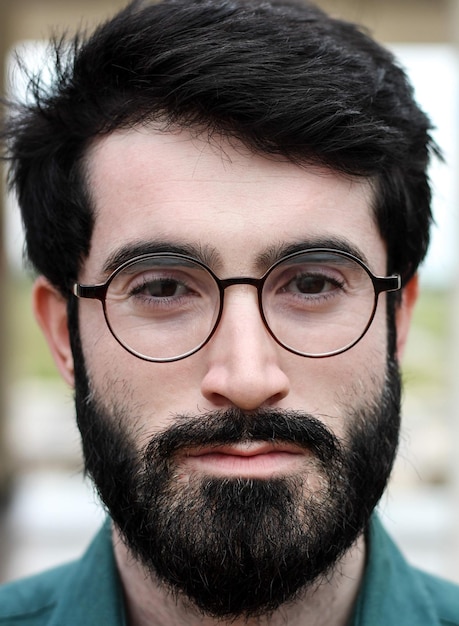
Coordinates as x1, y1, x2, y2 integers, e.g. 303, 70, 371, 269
83, 127, 383, 279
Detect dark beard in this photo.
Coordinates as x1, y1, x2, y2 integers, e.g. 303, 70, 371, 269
73, 355, 401, 620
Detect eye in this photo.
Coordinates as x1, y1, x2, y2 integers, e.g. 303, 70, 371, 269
286, 272, 342, 295
107, 257, 218, 315
132, 276, 192, 299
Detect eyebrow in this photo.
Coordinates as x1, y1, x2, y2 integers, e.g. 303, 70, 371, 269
101, 236, 371, 278
102, 240, 222, 276
255, 237, 371, 272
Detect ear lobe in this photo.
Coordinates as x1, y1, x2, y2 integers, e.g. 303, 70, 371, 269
32, 276, 75, 387
395, 274, 419, 360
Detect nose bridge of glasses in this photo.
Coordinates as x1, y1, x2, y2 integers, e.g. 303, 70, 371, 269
216, 276, 266, 331
219, 275, 264, 293
214, 275, 274, 351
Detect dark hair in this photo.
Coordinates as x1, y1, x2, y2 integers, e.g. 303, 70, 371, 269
2, 0, 437, 295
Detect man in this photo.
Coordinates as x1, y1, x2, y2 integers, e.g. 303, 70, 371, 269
1, 0, 458, 624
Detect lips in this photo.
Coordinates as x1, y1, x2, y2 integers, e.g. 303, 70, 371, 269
182, 442, 306, 478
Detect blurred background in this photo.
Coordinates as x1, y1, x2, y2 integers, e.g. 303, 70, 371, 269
1, 0, 459, 585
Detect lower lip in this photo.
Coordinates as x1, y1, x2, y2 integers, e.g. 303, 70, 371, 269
184, 451, 305, 478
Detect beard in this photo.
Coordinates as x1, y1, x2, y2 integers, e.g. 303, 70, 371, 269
73, 349, 401, 620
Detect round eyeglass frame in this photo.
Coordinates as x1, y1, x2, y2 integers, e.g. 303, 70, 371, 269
73, 248, 401, 363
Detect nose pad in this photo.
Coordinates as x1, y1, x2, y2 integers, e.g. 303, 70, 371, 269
200, 289, 290, 410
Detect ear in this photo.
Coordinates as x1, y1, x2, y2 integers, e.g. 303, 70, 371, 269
394, 274, 419, 360
32, 276, 75, 387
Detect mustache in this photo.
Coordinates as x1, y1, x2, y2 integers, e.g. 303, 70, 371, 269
144, 408, 342, 466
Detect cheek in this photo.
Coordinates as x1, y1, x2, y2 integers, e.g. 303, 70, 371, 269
79, 313, 204, 427
78, 305, 114, 378
332, 321, 388, 413
287, 312, 388, 439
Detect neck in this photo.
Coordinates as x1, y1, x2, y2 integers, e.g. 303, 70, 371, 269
113, 526, 366, 626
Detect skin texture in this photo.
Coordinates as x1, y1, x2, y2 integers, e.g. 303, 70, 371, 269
33, 127, 418, 626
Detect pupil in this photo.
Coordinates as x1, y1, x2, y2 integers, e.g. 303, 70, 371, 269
149, 279, 178, 297
297, 276, 325, 294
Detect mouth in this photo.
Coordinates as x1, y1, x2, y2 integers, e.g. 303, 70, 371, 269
182, 442, 307, 478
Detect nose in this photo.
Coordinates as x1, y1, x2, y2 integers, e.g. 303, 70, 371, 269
200, 286, 290, 410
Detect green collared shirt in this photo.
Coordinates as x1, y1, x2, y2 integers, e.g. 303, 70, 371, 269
0, 516, 458, 625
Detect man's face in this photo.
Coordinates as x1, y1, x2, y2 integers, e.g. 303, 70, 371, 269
67, 128, 404, 617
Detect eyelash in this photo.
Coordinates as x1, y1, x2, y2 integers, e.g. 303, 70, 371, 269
128, 275, 195, 303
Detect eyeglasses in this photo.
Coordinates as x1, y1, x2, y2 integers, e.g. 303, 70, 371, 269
73, 248, 401, 362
